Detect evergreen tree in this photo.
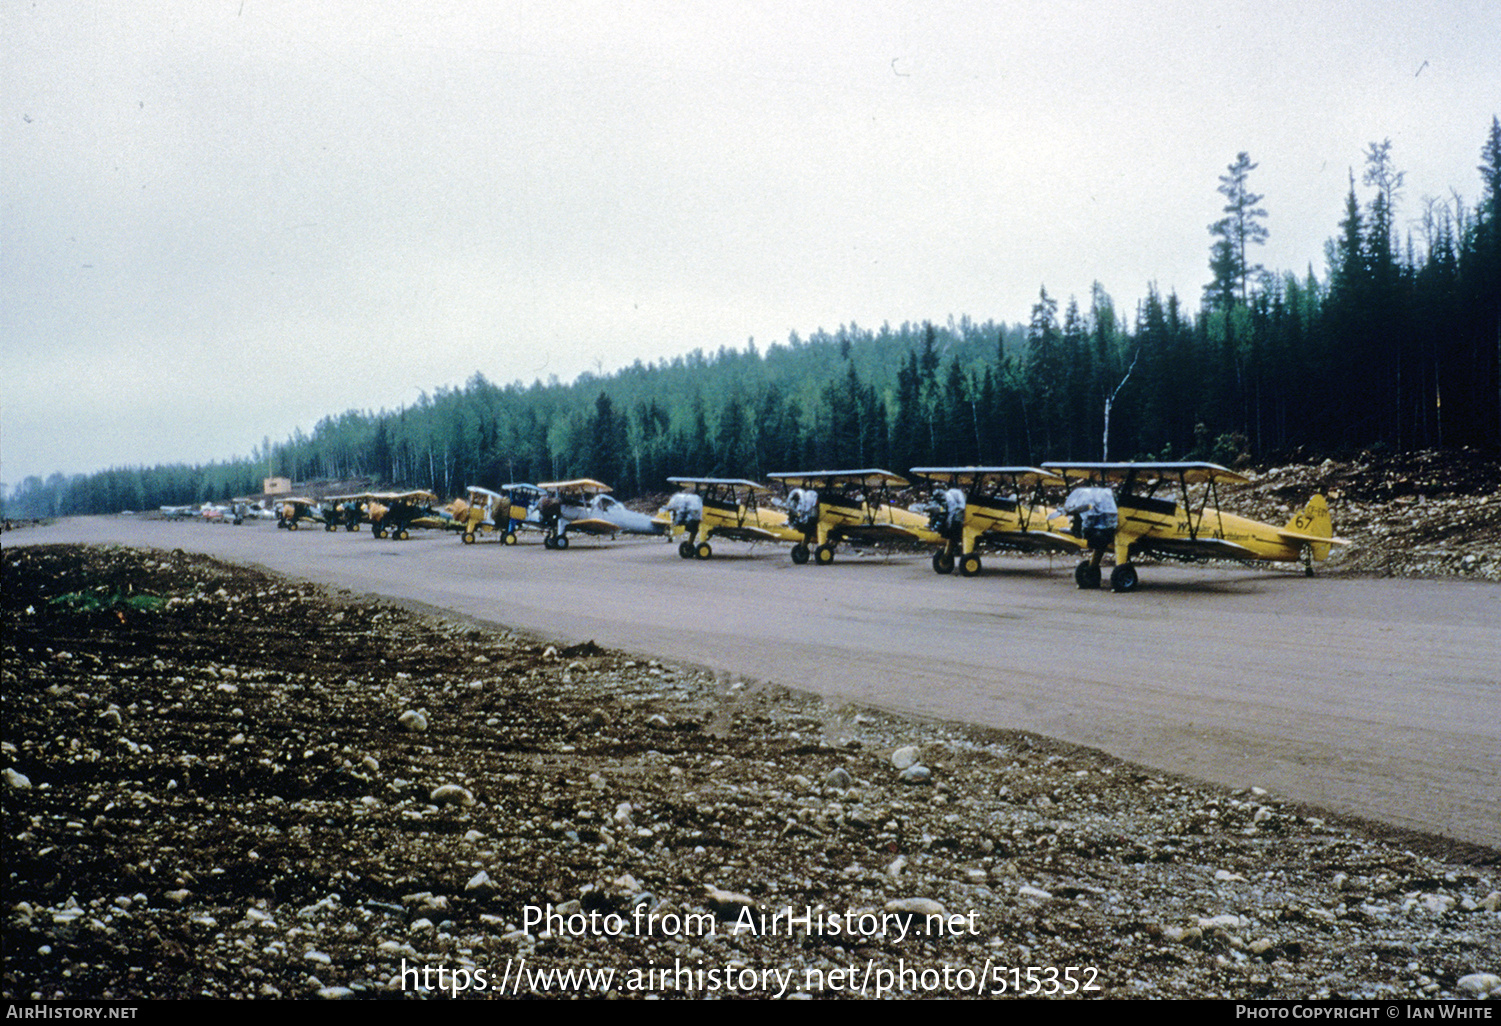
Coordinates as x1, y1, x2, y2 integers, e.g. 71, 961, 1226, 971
1206, 152, 1269, 308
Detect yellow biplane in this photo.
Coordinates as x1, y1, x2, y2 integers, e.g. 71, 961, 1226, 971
1042, 461, 1348, 592
662, 477, 804, 559
340, 490, 446, 540
275, 497, 325, 531
322, 494, 371, 532
908, 466, 1084, 576
765, 469, 943, 565
451, 485, 518, 545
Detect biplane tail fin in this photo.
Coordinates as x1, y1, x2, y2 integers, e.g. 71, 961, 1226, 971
1285, 494, 1336, 561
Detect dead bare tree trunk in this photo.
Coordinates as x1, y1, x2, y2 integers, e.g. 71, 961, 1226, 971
1103, 348, 1140, 460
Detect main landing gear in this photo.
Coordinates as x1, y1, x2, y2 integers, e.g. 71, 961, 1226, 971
1075, 560, 1137, 592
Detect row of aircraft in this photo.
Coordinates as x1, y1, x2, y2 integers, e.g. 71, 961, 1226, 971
264, 463, 1346, 594
660, 463, 1346, 593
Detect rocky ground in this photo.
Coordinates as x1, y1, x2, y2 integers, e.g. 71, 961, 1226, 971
3, 540, 1499, 1001
1221, 448, 1501, 581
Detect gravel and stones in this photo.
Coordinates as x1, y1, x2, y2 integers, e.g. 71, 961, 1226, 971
3, 543, 1498, 1000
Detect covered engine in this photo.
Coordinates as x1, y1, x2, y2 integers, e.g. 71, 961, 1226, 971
786, 488, 820, 532
1062, 486, 1119, 550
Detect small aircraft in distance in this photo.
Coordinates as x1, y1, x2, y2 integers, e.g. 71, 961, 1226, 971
321, 494, 371, 532
908, 466, 1084, 577
765, 469, 943, 565
276, 497, 325, 531
1042, 461, 1349, 592
532, 479, 663, 549
662, 477, 804, 559
159, 505, 197, 520
450, 484, 544, 545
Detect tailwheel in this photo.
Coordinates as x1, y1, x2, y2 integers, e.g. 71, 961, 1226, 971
679, 540, 695, 559
502, 531, 517, 546
814, 543, 836, 565
462, 532, 476, 545
695, 542, 712, 560
1110, 563, 1139, 593
959, 553, 982, 577
791, 545, 810, 565
931, 550, 955, 575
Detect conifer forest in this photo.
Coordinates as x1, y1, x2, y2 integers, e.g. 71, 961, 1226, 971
9, 120, 1499, 518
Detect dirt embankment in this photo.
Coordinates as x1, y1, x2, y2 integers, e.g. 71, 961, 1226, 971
3, 544, 1498, 1001
1224, 449, 1501, 580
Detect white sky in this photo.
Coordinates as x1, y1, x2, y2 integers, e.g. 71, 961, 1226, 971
3, 0, 1498, 490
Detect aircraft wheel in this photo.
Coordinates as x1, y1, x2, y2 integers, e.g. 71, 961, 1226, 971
1110, 563, 1139, 593
678, 540, 695, 559
554, 533, 569, 550
791, 545, 810, 565
959, 553, 982, 577
814, 544, 836, 566
1074, 561, 1100, 589
932, 550, 955, 575
695, 542, 712, 560
462, 532, 476, 545
398, 529, 410, 541
503, 531, 518, 546
543, 535, 556, 549
289, 521, 298, 531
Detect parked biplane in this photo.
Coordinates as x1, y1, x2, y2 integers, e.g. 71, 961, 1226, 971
321, 495, 370, 532
450, 484, 544, 545
662, 477, 803, 559
276, 497, 325, 530
344, 490, 446, 540
532, 479, 662, 548
1042, 461, 1348, 592
765, 469, 942, 565
908, 466, 1084, 576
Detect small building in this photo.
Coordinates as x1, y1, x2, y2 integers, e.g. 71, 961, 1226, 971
263, 476, 292, 496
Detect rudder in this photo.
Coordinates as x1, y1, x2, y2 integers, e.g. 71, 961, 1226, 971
1286, 494, 1334, 561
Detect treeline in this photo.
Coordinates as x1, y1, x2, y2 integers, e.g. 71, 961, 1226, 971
9, 120, 1498, 518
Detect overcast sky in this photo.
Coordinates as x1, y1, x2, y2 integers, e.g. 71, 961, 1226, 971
3, 0, 1498, 492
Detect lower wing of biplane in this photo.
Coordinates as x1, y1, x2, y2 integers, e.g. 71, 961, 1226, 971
909, 466, 1083, 577
766, 469, 941, 565
1044, 462, 1349, 592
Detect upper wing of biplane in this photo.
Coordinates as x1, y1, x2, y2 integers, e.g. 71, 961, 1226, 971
537, 478, 612, 496
765, 469, 911, 490
667, 476, 773, 497
909, 466, 1066, 490
1043, 461, 1251, 487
